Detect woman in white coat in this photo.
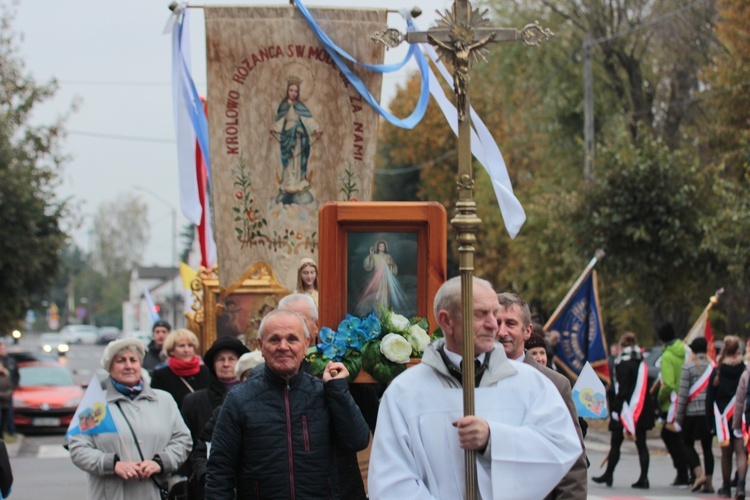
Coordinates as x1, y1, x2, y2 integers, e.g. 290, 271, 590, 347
70, 337, 191, 499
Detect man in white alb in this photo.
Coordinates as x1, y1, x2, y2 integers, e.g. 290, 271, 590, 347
368, 276, 581, 499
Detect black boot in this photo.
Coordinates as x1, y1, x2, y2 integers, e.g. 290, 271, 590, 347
737, 480, 746, 500
718, 482, 732, 497
592, 474, 613, 487
631, 478, 649, 489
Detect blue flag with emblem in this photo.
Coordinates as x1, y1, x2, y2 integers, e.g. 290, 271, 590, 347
546, 270, 610, 384
66, 374, 118, 441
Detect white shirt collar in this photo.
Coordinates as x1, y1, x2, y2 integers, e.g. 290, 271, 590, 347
443, 346, 487, 369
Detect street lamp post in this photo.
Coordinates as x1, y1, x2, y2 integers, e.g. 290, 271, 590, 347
133, 186, 178, 329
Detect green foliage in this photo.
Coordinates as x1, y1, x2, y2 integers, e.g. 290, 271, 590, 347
569, 130, 709, 325
361, 339, 407, 384
0, 5, 69, 332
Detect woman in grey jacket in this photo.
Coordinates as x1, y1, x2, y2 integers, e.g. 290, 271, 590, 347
70, 338, 192, 500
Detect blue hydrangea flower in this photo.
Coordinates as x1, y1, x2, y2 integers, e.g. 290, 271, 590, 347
319, 326, 335, 345
322, 336, 348, 361
338, 315, 362, 334
343, 328, 367, 351
361, 312, 382, 341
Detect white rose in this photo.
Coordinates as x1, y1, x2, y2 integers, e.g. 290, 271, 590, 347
380, 333, 412, 364
390, 313, 410, 332
406, 324, 430, 353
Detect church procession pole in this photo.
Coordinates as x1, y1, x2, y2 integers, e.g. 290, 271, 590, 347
373, 2, 552, 497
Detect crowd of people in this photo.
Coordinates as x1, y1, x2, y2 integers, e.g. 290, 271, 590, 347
55, 260, 749, 499
592, 322, 750, 499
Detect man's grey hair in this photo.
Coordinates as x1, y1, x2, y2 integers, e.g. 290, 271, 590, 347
433, 276, 495, 320
258, 309, 310, 340
278, 293, 318, 322
497, 292, 532, 328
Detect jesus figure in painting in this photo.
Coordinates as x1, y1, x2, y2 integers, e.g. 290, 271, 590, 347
356, 240, 409, 316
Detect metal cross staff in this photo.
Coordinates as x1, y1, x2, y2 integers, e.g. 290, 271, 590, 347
373, 2, 552, 498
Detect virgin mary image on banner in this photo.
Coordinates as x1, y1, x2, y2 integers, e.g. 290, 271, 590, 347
348, 234, 417, 318
270, 76, 322, 206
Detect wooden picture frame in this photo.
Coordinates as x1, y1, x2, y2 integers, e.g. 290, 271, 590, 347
186, 262, 291, 354
318, 202, 447, 334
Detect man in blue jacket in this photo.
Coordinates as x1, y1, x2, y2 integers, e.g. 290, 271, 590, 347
206, 309, 370, 499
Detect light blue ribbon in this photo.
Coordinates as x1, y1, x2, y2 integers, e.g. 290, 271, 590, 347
295, 0, 430, 129
176, 12, 212, 182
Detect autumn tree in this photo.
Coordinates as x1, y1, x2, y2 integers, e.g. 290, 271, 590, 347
0, 4, 69, 333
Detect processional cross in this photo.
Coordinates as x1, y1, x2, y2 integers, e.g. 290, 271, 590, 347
373, 2, 552, 498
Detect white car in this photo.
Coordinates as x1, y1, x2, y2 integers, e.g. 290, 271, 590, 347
59, 325, 99, 345
118, 331, 151, 348
38, 333, 70, 356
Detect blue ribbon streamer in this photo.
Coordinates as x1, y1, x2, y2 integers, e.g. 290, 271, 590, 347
295, 0, 430, 129
177, 13, 212, 182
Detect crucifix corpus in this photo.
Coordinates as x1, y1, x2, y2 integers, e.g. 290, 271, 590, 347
373, 2, 552, 497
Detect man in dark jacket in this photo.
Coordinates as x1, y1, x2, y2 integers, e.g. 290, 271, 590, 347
142, 320, 170, 374
205, 309, 370, 499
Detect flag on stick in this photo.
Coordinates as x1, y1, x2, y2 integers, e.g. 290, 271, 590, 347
179, 262, 197, 290
66, 375, 118, 441
545, 251, 610, 384
143, 287, 161, 325
684, 288, 723, 362
572, 361, 608, 418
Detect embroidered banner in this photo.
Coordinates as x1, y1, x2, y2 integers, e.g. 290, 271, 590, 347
205, 6, 384, 290
547, 270, 611, 384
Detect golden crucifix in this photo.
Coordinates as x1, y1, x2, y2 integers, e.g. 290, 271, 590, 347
373, 2, 552, 498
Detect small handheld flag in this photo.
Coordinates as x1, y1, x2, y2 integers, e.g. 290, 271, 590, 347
572, 362, 608, 419
66, 374, 118, 441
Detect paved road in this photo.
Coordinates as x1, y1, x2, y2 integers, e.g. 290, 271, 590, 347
12, 425, 733, 499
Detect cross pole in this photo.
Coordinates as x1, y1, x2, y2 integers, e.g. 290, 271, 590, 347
374, 2, 551, 498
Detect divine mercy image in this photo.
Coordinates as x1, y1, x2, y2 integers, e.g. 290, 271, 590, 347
347, 232, 418, 318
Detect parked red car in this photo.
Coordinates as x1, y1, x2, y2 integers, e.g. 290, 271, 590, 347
13, 361, 84, 429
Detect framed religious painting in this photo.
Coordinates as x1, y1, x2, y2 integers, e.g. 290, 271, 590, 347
318, 202, 447, 335
186, 262, 291, 353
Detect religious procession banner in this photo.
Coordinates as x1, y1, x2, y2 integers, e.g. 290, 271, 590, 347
205, 6, 384, 291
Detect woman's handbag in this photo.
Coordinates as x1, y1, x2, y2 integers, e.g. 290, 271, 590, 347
115, 402, 170, 500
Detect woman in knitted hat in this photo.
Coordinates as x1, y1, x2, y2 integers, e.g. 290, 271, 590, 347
69, 338, 191, 500
182, 336, 249, 499
593, 332, 653, 489
524, 331, 548, 366
151, 329, 210, 409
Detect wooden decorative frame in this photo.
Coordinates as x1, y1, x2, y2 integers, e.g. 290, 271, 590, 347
318, 202, 447, 334
186, 262, 291, 354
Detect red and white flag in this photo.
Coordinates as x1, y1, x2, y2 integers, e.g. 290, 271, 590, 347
684, 309, 717, 362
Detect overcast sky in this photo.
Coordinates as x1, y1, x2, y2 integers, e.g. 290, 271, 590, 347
14, 0, 451, 267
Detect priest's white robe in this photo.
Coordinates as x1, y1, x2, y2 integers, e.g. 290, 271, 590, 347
368, 341, 581, 500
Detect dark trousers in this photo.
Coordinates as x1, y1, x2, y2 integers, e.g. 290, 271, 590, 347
682, 414, 714, 474
605, 425, 649, 480
662, 425, 689, 480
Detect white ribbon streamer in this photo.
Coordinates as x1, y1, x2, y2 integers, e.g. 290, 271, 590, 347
405, 15, 526, 238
